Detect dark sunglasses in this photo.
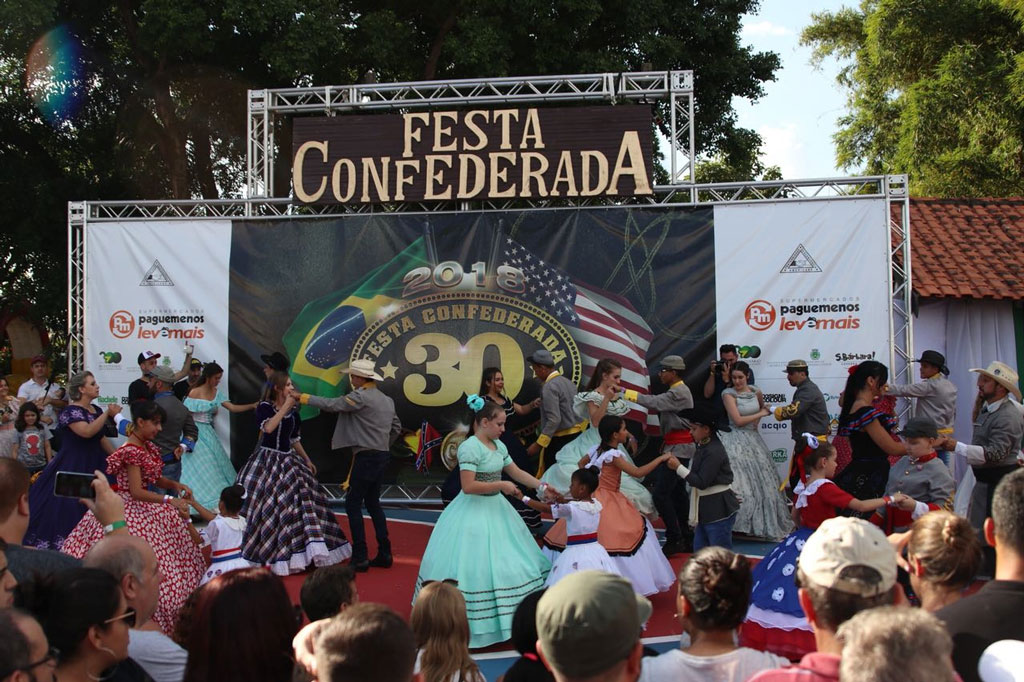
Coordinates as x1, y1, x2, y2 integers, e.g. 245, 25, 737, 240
103, 608, 137, 628
422, 578, 459, 587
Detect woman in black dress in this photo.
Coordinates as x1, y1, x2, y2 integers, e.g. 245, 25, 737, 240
835, 361, 906, 508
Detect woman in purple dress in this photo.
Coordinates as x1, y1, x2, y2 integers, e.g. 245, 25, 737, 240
24, 371, 122, 549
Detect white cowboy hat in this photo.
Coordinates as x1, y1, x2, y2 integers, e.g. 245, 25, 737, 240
970, 361, 1021, 401
342, 358, 384, 382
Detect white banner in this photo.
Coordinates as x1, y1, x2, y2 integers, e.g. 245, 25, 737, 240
84, 220, 233, 446
713, 199, 891, 481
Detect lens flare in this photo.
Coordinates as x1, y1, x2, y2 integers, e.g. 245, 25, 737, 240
25, 25, 86, 125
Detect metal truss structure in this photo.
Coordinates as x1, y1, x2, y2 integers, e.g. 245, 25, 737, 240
69, 71, 911, 505
248, 71, 696, 200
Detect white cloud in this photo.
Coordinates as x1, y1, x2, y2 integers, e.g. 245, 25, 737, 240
741, 20, 793, 38
758, 123, 808, 178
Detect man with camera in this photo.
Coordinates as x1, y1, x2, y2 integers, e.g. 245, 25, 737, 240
703, 344, 754, 422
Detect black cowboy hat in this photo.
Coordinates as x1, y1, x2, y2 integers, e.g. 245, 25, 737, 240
911, 350, 949, 375
678, 403, 731, 432
260, 351, 290, 372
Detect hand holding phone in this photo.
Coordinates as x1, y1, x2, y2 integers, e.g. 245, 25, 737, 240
183, 343, 194, 355
54, 471, 98, 499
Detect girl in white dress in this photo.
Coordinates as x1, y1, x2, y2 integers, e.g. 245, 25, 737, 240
189, 484, 256, 584
522, 466, 621, 586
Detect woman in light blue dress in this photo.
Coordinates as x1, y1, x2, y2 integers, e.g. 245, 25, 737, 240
414, 397, 555, 649
719, 361, 793, 540
538, 359, 655, 515
182, 362, 256, 510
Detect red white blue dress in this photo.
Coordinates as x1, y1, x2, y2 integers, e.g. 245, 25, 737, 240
740, 478, 854, 659
199, 514, 256, 585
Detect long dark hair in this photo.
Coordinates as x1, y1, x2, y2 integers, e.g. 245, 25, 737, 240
840, 361, 889, 416
14, 402, 43, 432
16, 568, 123, 665
184, 568, 298, 682
597, 415, 624, 452
479, 367, 503, 397
195, 362, 224, 389
585, 358, 622, 391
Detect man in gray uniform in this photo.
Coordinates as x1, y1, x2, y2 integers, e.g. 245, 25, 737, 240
774, 359, 830, 489
623, 355, 694, 555
942, 361, 1024, 575
886, 349, 958, 467
148, 365, 198, 495
297, 359, 402, 572
525, 349, 584, 473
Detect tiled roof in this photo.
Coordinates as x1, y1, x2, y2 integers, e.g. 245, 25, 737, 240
908, 198, 1024, 299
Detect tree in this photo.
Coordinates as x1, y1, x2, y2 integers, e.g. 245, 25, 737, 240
802, 0, 1024, 197
0, 0, 779, 347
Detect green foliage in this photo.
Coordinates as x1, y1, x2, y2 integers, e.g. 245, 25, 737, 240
0, 0, 780, 351
802, 0, 1024, 196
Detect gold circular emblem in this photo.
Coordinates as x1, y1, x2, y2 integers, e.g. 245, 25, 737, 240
440, 430, 467, 471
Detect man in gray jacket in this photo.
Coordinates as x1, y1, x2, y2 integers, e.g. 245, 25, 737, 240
886, 350, 957, 467
942, 361, 1024, 575
623, 355, 694, 556
775, 359, 830, 489
148, 365, 198, 495
525, 349, 585, 472
297, 359, 402, 572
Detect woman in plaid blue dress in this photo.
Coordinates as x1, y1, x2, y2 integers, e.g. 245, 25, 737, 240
236, 371, 351, 575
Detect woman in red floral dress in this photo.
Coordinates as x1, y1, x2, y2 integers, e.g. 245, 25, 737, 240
62, 400, 205, 634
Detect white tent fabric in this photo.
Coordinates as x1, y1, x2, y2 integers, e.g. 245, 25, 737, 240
912, 298, 1021, 516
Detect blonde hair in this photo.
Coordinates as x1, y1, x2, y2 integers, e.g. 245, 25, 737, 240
410, 582, 481, 682
907, 510, 981, 590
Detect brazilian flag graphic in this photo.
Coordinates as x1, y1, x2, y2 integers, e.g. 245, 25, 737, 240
283, 237, 431, 418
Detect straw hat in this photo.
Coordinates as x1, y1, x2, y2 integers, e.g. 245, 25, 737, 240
970, 361, 1021, 401
342, 358, 384, 382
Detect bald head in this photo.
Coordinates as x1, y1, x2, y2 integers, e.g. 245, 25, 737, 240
84, 534, 151, 580
84, 534, 162, 625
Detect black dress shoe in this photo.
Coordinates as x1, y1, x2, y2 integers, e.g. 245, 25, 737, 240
661, 540, 686, 557
352, 559, 370, 572
368, 554, 393, 568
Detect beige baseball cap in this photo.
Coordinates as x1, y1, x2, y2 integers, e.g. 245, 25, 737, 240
799, 517, 897, 597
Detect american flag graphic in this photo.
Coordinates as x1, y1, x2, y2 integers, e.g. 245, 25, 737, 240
503, 237, 658, 432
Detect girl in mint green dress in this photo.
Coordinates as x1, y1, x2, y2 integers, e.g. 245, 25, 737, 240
182, 363, 256, 510
414, 397, 556, 648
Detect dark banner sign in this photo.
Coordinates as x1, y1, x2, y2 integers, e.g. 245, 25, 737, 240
291, 105, 654, 204
229, 208, 716, 483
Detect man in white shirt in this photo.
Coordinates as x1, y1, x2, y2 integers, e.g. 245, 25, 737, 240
16, 355, 66, 429
84, 535, 187, 682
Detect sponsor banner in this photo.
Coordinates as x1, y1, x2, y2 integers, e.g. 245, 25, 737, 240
85, 220, 232, 446
291, 105, 654, 204
713, 199, 891, 481
229, 208, 717, 482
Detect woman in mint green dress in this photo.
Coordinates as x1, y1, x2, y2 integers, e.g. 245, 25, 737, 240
539, 359, 656, 515
414, 397, 556, 649
182, 363, 256, 510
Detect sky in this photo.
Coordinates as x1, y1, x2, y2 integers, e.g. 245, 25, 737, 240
733, 0, 854, 180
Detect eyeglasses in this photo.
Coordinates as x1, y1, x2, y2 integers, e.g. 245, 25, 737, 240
422, 579, 459, 587
0, 647, 60, 679
103, 609, 136, 628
